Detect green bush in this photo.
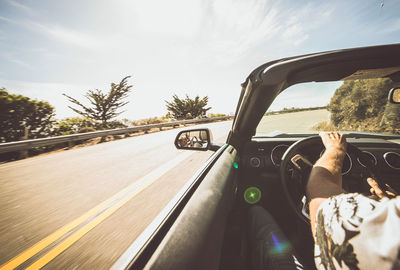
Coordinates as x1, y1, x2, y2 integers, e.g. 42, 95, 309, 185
107, 120, 127, 129
0, 88, 56, 142
207, 113, 227, 118
78, 126, 96, 133
327, 78, 399, 134
131, 117, 167, 126
55, 117, 98, 135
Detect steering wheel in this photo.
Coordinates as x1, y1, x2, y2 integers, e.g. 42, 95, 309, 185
279, 135, 384, 224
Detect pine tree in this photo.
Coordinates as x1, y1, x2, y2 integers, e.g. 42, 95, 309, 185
63, 76, 132, 128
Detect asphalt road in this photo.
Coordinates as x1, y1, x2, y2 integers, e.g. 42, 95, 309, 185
0, 121, 232, 270
0, 110, 329, 270
257, 109, 329, 134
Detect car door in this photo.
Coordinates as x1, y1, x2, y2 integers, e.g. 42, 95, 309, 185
113, 144, 238, 270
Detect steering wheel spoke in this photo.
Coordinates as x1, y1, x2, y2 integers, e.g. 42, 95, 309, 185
291, 154, 313, 171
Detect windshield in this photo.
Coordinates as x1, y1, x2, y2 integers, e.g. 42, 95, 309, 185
256, 78, 400, 136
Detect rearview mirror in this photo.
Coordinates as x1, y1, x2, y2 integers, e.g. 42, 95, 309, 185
174, 128, 214, 151
388, 87, 400, 104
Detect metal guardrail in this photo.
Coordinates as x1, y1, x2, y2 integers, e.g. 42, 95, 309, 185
0, 116, 233, 154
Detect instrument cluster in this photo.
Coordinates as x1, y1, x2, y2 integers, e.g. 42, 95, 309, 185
243, 140, 400, 175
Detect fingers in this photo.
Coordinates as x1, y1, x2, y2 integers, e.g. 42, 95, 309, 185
319, 132, 345, 140
385, 184, 397, 194
367, 177, 398, 199
319, 132, 347, 152
367, 177, 385, 199
331, 133, 339, 140
385, 184, 397, 197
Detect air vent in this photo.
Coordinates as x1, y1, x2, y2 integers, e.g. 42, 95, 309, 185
357, 151, 377, 167
383, 152, 400, 170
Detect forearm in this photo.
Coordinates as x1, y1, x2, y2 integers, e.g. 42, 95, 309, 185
307, 147, 346, 237
313, 148, 346, 186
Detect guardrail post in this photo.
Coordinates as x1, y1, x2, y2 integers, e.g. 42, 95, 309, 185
68, 141, 75, 148
19, 126, 29, 159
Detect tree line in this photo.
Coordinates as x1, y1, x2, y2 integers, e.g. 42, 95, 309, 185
264, 106, 327, 116
0, 76, 212, 144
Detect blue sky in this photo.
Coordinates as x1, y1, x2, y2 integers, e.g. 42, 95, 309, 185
1, 0, 399, 120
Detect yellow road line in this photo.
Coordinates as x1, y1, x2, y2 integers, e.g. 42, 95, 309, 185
26, 172, 162, 270
0, 151, 192, 270
0, 181, 143, 270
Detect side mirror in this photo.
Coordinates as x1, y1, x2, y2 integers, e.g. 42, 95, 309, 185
388, 87, 400, 104
174, 128, 218, 151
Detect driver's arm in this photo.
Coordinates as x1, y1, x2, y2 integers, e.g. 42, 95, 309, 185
306, 132, 347, 237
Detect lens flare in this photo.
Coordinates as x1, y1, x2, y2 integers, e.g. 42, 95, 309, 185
244, 187, 261, 204
269, 233, 291, 255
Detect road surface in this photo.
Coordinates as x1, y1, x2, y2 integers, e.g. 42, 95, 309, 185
0, 111, 328, 269
257, 109, 329, 134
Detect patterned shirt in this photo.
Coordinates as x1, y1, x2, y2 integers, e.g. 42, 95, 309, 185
314, 194, 400, 270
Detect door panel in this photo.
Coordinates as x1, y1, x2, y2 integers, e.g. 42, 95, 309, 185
144, 146, 238, 270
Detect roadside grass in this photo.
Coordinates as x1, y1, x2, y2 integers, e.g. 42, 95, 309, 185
313, 118, 400, 134
312, 121, 338, 131
130, 117, 168, 126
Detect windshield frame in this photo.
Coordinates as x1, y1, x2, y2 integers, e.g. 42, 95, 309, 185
227, 44, 400, 150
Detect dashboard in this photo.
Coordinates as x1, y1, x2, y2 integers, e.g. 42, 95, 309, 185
242, 136, 400, 191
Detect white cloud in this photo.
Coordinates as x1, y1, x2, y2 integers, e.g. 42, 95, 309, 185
1, 52, 31, 68
0, 15, 14, 23
130, 0, 202, 39
282, 23, 311, 46
192, 0, 335, 65
190, 0, 282, 65
31, 22, 112, 51
280, 2, 334, 46
7, 58, 30, 68
6, 0, 34, 15
0, 14, 111, 51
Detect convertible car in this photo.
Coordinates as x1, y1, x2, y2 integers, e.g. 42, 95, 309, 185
111, 44, 400, 270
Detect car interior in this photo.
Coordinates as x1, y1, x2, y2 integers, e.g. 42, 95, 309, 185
118, 44, 400, 270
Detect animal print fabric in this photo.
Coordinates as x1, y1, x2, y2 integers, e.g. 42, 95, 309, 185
314, 194, 400, 270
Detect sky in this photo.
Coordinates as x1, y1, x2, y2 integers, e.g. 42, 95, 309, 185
1, 0, 400, 120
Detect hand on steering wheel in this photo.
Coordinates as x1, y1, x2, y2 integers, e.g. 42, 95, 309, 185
315, 132, 347, 182
280, 133, 392, 224
319, 132, 347, 153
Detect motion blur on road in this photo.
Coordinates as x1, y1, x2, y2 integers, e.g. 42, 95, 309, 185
0, 110, 328, 269
0, 120, 232, 270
